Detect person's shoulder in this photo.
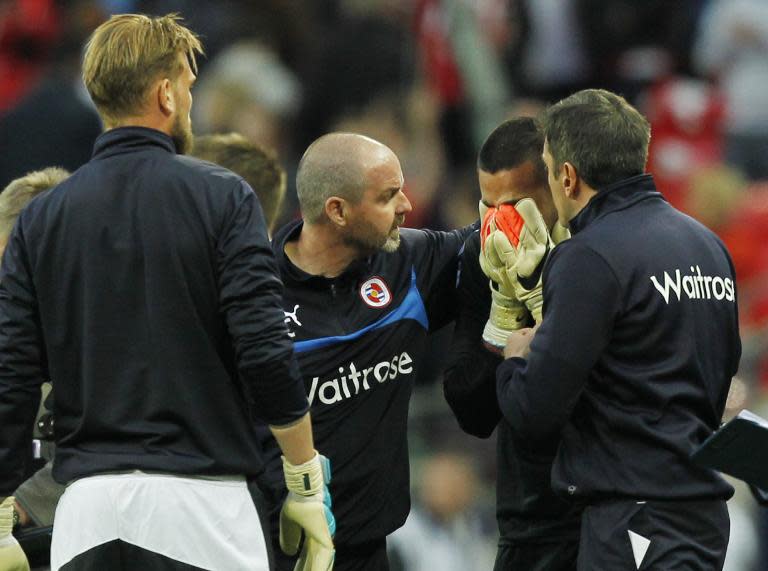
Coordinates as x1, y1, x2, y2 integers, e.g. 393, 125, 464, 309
463, 228, 481, 256
164, 155, 254, 206
173, 154, 244, 187
547, 236, 614, 279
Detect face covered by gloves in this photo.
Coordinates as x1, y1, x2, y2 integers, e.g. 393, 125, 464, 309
478, 198, 570, 348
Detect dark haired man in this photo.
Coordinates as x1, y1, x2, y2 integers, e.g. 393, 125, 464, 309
498, 89, 740, 569
444, 117, 580, 571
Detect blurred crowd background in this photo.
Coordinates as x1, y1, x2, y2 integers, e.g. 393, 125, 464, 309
1, 0, 767, 569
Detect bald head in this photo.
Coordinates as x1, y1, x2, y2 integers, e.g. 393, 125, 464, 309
296, 133, 400, 223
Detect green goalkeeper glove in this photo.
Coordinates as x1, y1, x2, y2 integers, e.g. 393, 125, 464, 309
280, 453, 335, 571
0, 497, 30, 571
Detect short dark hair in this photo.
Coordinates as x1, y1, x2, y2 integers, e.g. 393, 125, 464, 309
192, 133, 285, 231
478, 117, 546, 186
539, 89, 650, 189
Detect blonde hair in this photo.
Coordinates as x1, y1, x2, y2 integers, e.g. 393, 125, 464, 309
82, 13, 203, 126
0, 168, 70, 239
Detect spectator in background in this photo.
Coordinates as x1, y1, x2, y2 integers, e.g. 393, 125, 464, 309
577, 0, 702, 100
193, 41, 302, 158
296, 5, 414, 154
192, 133, 287, 235
518, 0, 591, 102
0, 0, 60, 114
0, 1, 104, 188
685, 166, 768, 391
388, 453, 495, 571
644, 77, 726, 211
694, 0, 768, 181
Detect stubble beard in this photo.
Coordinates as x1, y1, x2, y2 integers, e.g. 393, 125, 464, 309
344, 218, 404, 256
171, 113, 193, 155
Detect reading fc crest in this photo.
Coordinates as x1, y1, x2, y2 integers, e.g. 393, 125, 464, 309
360, 277, 392, 308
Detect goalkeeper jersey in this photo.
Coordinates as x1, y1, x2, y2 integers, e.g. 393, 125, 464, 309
444, 231, 582, 543
264, 219, 473, 547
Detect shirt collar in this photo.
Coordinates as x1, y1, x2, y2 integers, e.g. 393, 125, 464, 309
569, 174, 663, 234
91, 127, 176, 160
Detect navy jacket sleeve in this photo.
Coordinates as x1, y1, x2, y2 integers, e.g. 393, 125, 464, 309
0, 220, 45, 495
443, 232, 502, 438
496, 241, 621, 446
406, 222, 478, 331
217, 181, 308, 426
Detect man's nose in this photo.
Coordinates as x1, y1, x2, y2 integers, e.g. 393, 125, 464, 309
397, 190, 412, 214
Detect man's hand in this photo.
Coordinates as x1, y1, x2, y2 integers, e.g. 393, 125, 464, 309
11, 503, 29, 528
503, 326, 537, 360
280, 453, 335, 571
0, 497, 30, 571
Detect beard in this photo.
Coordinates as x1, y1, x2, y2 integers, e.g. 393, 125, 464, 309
344, 216, 404, 255
171, 113, 193, 155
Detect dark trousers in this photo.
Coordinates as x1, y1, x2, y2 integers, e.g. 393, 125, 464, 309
275, 538, 389, 571
494, 539, 578, 571
577, 499, 729, 570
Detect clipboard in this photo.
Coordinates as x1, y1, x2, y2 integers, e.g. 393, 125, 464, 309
691, 409, 768, 490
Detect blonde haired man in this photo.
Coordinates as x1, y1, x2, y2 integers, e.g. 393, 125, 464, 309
0, 168, 70, 250
0, 168, 68, 571
0, 14, 333, 571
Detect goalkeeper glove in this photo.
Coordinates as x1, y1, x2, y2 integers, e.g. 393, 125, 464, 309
482, 282, 531, 349
477, 201, 531, 348
0, 497, 30, 571
280, 453, 335, 571
479, 198, 570, 324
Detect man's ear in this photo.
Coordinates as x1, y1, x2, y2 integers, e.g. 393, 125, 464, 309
562, 162, 579, 198
157, 78, 174, 116
325, 196, 348, 226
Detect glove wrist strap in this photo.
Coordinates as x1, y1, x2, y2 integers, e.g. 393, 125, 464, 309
282, 452, 324, 497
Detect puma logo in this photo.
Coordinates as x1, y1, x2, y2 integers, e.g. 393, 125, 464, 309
284, 305, 302, 338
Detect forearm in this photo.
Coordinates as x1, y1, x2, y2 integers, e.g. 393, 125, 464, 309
269, 413, 315, 466
0, 385, 41, 496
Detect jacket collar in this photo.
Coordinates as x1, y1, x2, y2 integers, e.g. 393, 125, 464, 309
92, 127, 176, 160
569, 174, 664, 234
272, 219, 373, 287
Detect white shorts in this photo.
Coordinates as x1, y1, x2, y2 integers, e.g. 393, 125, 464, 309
50, 471, 268, 571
